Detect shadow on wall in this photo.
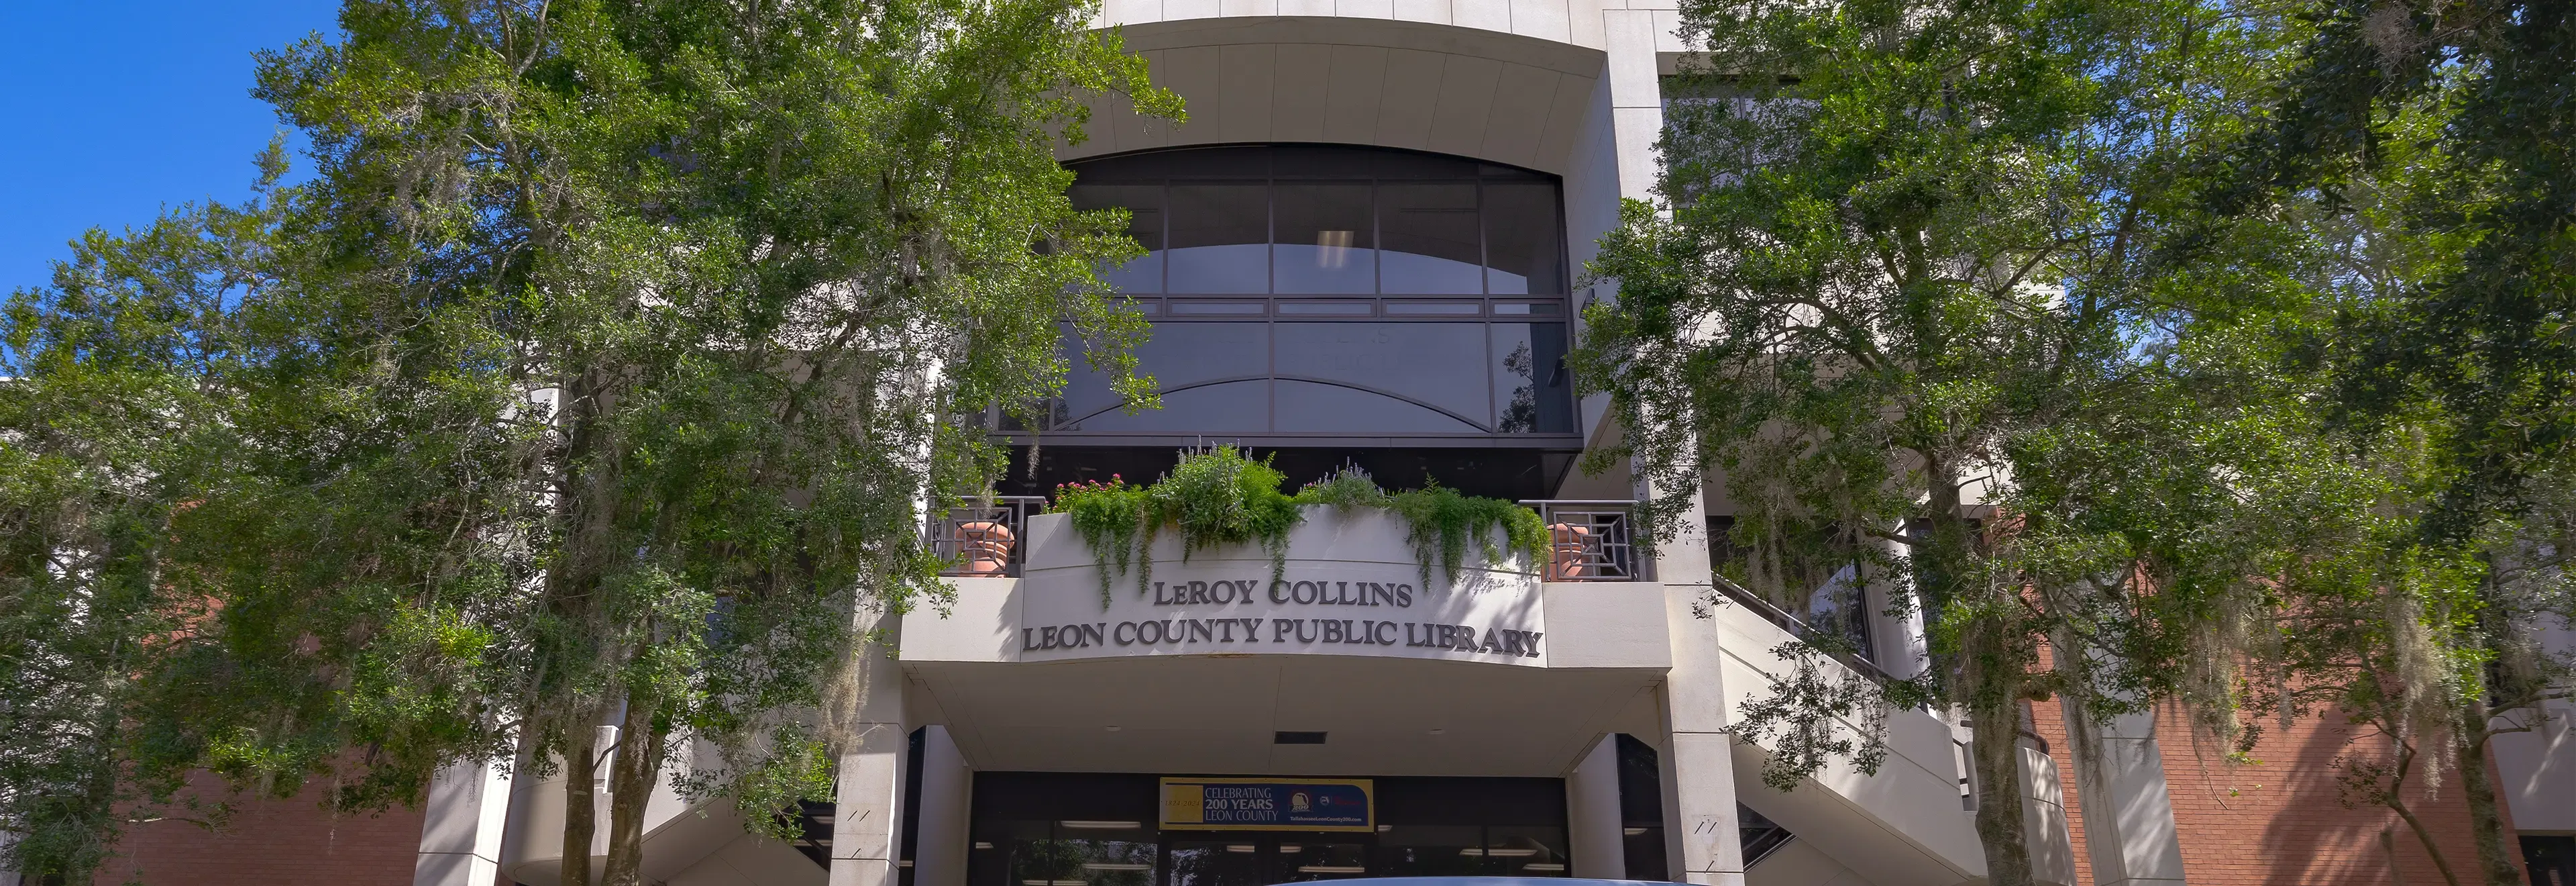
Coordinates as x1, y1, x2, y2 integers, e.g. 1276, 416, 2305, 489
92, 771, 424, 886
2161, 707, 2510, 885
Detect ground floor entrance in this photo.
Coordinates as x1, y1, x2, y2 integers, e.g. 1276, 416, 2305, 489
964, 773, 1570, 886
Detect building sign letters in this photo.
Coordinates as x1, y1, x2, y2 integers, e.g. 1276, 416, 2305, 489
1011, 514, 1550, 667
1018, 577, 1544, 660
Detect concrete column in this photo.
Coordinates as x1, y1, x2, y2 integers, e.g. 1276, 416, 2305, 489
1866, 530, 1931, 681
0, 832, 21, 886
1600, 8, 1668, 205
913, 725, 974, 886
2491, 617, 2575, 834
832, 612, 913, 886
2058, 703, 2186, 886
1657, 488, 1748, 885
1567, 736, 1627, 879
415, 757, 515, 886
1589, 7, 1746, 883
2018, 740, 2080, 886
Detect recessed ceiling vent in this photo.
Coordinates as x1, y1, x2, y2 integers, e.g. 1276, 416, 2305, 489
1274, 731, 1328, 745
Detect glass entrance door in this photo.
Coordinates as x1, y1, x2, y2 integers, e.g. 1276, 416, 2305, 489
1274, 840, 1371, 882
1162, 834, 1375, 886
1165, 839, 1266, 886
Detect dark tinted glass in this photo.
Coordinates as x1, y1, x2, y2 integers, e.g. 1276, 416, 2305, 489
1373, 826, 1487, 877
1272, 184, 1375, 294
1071, 185, 1165, 293
1483, 826, 1571, 876
1071, 381, 1268, 432
1491, 323, 1572, 433
1275, 381, 1483, 433
1167, 840, 1267, 886
1379, 183, 1482, 294
1056, 324, 1267, 426
1482, 182, 1562, 294
1053, 147, 1578, 440
1167, 184, 1269, 293
1275, 842, 1370, 882
1275, 323, 1490, 428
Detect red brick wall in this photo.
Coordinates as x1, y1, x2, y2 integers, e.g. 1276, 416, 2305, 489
2029, 699, 2522, 886
94, 776, 423, 886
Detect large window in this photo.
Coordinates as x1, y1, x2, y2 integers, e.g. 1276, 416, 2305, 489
1032, 146, 1577, 441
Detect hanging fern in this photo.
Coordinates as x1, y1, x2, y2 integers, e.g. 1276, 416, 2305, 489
1052, 449, 1546, 608
1387, 481, 1550, 591
1055, 476, 1150, 606
1051, 446, 1302, 607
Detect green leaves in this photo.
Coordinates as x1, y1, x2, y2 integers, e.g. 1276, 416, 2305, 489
0, 200, 272, 881
1580, 0, 2330, 877
8, 1, 1184, 881
1053, 449, 1552, 607
1384, 483, 1551, 593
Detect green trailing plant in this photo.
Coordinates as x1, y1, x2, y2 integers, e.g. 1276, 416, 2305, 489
1385, 481, 1550, 591
1054, 475, 1152, 605
1052, 450, 1549, 607
1054, 446, 1301, 605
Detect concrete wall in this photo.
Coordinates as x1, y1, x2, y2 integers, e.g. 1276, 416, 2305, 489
2493, 618, 2575, 836
1707, 600, 1986, 886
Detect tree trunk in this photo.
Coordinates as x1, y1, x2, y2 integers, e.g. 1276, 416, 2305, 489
602, 694, 668, 886
1916, 468, 2037, 886
2379, 742, 2464, 886
1970, 686, 2037, 886
2454, 713, 2525, 886
560, 720, 601, 886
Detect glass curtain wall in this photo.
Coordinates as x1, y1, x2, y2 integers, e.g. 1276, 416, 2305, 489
1043, 145, 1578, 440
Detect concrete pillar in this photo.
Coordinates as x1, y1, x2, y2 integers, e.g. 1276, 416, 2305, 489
2018, 740, 2080, 886
1585, 6, 1747, 882
1567, 736, 1627, 879
831, 612, 913, 886
0, 832, 21, 886
1600, 8, 1668, 207
415, 757, 514, 886
1656, 488, 1748, 885
1867, 530, 1931, 681
913, 725, 974, 886
2491, 617, 2575, 834
2059, 703, 2187, 886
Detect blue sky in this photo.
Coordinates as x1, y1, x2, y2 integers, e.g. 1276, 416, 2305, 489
1, 1, 340, 293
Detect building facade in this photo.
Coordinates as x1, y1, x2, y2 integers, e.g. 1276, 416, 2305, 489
80, 4, 2576, 886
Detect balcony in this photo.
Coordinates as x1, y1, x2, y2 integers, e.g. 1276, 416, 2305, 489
928, 496, 1045, 578
1522, 499, 1648, 582
900, 501, 1672, 776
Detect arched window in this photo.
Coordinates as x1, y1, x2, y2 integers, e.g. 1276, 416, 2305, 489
1029, 145, 1577, 442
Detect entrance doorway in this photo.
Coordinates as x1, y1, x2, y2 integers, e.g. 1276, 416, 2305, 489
965, 774, 1570, 886
1166, 834, 1371, 886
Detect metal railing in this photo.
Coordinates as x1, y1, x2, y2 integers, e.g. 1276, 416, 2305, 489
1519, 500, 1648, 582
1707, 575, 1902, 687
926, 496, 1046, 577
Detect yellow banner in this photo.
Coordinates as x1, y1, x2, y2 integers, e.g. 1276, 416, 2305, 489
1159, 777, 1375, 832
